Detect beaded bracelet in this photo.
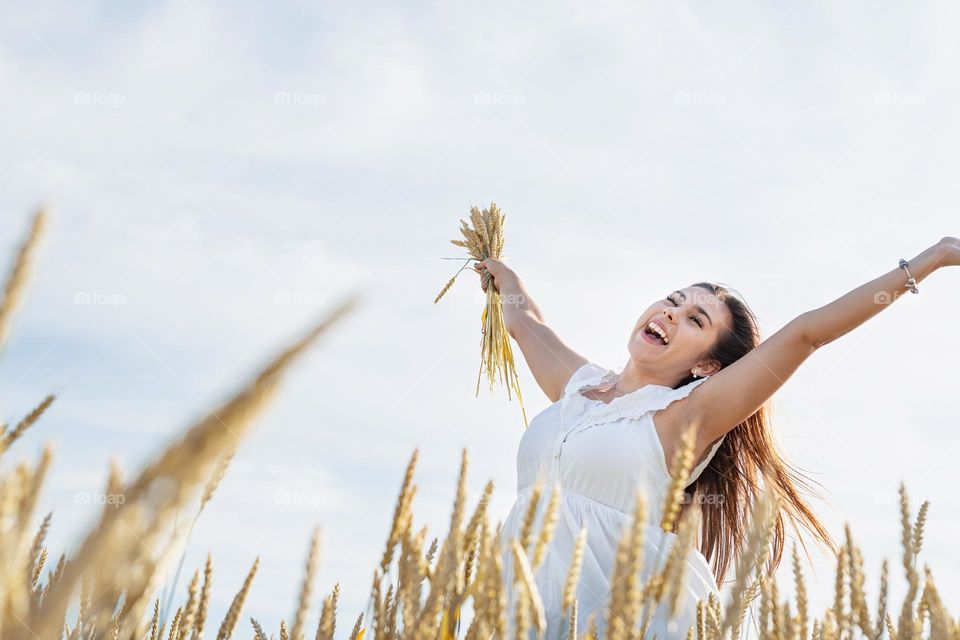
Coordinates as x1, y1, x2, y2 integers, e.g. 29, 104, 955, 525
899, 258, 919, 294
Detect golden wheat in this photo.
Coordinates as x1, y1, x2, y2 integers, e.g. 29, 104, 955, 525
0, 204, 48, 353
290, 528, 321, 640
561, 528, 587, 616
0, 393, 55, 454
434, 202, 528, 427
216, 557, 258, 640
660, 423, 697, 532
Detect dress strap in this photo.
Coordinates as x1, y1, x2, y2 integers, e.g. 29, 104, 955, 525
687, 433, 725, 486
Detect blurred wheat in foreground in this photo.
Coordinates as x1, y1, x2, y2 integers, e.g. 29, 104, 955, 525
1, 206, 957, 640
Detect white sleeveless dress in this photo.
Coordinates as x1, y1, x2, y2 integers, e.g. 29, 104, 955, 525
497, 362, 725, 639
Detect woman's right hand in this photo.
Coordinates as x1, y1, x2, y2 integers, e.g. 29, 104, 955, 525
473, 258, 515, 293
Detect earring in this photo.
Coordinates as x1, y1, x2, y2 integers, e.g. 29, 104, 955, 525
692, 371, 700, 378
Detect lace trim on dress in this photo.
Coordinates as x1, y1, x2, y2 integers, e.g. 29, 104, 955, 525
560, 362, 725, 486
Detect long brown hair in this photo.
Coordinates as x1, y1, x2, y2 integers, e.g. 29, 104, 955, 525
674, 282, 838, 584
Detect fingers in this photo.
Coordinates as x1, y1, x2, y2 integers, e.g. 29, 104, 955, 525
474, 261, 492, 291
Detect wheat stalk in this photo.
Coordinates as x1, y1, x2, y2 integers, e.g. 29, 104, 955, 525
0, 394, 55, 454
434, 202, 528, 427
290, 528, 321, 640
659, 424, 697, 532
0, 205, 49, 354
561, 527, 587, 617
216, 557, 259, 640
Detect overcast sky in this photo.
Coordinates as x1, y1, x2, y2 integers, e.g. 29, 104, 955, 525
0, 0, 957, 637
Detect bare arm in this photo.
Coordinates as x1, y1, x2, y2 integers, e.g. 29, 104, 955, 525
474, 258, 588, 402
797, 242, 948, 348
667, 239, 954, 462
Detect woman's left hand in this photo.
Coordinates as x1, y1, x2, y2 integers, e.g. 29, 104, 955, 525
937, 236, 960, 267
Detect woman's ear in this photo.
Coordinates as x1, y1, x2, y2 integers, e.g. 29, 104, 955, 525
698, 360, 722, 376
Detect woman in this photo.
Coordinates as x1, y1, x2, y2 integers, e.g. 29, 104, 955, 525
474, 237, 958, 639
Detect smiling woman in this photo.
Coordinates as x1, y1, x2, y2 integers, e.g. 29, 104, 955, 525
475, 236, 957, 638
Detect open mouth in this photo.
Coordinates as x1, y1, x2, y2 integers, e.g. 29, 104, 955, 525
642, 321, 668, 346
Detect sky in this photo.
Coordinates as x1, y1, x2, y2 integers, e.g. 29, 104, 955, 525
0, 0, 957, 637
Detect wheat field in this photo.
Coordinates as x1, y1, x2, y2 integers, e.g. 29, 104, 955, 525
0, 206, 956, 640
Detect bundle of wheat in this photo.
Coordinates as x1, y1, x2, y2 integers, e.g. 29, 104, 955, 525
434, 203, 527, 427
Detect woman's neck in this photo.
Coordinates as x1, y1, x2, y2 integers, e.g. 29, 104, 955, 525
617, 358, 675, 392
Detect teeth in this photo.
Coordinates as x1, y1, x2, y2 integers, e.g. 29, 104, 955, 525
646, 321, 668, 344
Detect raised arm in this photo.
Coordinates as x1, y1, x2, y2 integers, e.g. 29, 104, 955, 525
680, 238, 955, 456
474, 258, 588, 403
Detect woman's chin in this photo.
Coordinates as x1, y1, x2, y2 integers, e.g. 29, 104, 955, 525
628, 338, 663, 359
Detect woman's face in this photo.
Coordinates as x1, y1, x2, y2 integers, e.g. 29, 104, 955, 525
627, 286, 732, 376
